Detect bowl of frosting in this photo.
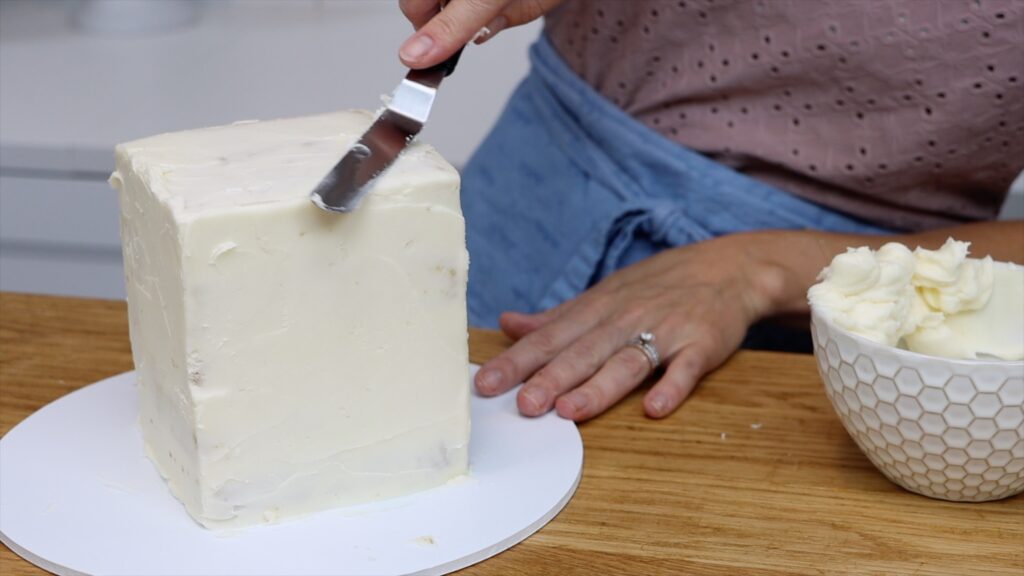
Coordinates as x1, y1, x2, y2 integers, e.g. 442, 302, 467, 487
808, 238, 1024, 502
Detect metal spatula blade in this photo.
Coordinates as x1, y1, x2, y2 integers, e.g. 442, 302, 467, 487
311, 53, 462, 213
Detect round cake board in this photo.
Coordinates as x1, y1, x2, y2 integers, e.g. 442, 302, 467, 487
0, 366, 583, 575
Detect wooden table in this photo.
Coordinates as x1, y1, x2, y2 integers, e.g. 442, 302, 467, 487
1, 292, 1021, 575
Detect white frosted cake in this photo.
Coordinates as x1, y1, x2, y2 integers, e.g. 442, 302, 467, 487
110, 111, 470, 529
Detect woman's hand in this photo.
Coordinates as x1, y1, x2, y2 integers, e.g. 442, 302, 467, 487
473, 233, 802, 421
398, 0, 565, 68
473, 221, 1024, 421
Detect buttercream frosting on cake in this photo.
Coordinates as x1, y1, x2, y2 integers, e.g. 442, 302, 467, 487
110, 110, 470, 529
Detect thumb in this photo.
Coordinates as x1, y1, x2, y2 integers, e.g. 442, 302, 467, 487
399, 0, 509, 68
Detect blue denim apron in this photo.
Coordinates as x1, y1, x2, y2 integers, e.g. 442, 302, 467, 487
463, 35, 890, 330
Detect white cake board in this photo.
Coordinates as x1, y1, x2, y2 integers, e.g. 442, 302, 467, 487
0, 366, 583, 575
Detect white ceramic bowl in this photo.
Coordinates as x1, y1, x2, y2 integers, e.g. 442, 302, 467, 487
810, 309, 1024, 502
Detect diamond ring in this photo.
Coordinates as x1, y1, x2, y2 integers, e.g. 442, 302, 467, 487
627, 331, 661, 372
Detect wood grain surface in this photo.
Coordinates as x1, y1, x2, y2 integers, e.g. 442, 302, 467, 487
1, 292, 1021, 575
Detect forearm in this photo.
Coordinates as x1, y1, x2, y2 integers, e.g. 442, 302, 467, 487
742, 220, 1024, 318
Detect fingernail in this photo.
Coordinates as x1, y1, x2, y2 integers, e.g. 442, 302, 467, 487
520, 388, 548, 413
400, 34, 434, 63
477, 369, 503, 394
648, 394, 668, 415
562, 393, 589, 415
474, 15, 508, 44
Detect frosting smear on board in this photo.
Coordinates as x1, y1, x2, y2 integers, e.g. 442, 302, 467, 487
808, 238, 1023, 361
110, 110, 470, 529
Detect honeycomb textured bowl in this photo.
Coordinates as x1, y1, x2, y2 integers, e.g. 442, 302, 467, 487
810, 309, 1024, 502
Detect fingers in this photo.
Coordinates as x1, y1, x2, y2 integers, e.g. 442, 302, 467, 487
474, 0, 565, 44
475, 303, 599, 398
399, 0, 509, 68
555, 345, 654, 421
498, 306, 560, 340
644, 345, 708, 419
484, 307, 722, 421
472, 14, 508, 45
399, 0, 441, 30
555, 339, 715, 421
502, 0, 561, 27
516, 325, 628, 416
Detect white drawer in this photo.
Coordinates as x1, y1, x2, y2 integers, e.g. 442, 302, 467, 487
0, 175, 121, 247
0, 174, 125, 298
0, 251, 126, 299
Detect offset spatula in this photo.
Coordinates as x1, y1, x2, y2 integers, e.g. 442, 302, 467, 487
311, 34, 462, 212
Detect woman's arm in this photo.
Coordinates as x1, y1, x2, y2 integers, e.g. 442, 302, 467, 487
475, 220, 1024, 422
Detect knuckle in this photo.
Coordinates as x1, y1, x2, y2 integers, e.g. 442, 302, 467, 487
526, 330, 562, 358
677, 352, 704, 375
566, 295, 597, 318
602, 321, 631, 344
530, 364, 570, 392
504, 0, 550, 25
615, 307, 646, 331
463, 0, 497, 11
400, 0, 434, 19
565, 337, 602, 367
583, 387, 606, 411
430, 14, 464, 41
670, 350, 706, 382
620, 350, 650, 379
701, 330, 726, 356
654, 315, 685, 337
488, 347, 536, 382
522, 0, 550, 19
441, 0, 497, 32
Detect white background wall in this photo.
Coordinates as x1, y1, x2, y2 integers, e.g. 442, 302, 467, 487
1, 0, 1021, 300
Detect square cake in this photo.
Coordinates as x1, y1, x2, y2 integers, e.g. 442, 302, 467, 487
110, 111, 470, 529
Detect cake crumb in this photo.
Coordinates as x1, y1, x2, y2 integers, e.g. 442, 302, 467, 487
262, 508, 279, 523
750, 422, 763, 430
413, 535, 437, 547
720, 432, 727, 441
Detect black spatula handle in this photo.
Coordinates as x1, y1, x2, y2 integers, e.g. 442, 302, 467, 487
419, 0, 462, 78
423, 47, 463, 78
